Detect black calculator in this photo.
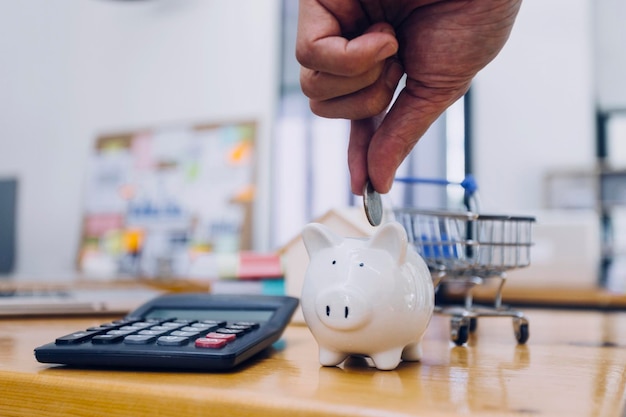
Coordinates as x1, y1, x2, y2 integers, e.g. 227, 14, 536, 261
34, 293, 299, 371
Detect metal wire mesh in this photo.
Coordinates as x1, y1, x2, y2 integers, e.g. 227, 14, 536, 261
391, 178, 536, 344
393, 209, 534, 278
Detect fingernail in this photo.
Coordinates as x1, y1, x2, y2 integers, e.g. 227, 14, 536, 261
376, 25, 395, 37
384, 60, 404, 90
376, 42, 397, 61
377, 177, 392, 194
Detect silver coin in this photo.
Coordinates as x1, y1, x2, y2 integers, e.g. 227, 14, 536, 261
363, 181, 383, 226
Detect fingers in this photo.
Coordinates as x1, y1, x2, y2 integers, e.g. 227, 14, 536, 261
297, 2, 399, 75
296, 1, 400, 115
300, 61, 384, 102
307, 58, 404, 119
297, 24, 398, 77
348, 118, 376, 196
297, 0, 369, 42
298, 31, 400, 121
299, 0, 521, 197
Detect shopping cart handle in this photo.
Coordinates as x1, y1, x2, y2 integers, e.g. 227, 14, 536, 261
394, 175, 478, 196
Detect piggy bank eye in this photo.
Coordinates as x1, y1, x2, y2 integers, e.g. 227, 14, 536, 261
332, 260, 337, 265
359, 262, 364, 267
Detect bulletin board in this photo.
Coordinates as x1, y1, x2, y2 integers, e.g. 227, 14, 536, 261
77, 121, 257, 278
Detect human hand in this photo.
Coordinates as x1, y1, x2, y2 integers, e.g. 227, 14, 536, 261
296, 0, 522, 194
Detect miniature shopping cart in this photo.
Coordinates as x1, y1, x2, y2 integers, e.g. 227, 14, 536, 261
393, 177, 535, 345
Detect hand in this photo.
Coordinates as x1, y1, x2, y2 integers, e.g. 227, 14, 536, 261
296, 0, 522, 194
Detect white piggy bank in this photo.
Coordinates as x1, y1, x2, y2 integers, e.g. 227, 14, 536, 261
301, 221, 435, 371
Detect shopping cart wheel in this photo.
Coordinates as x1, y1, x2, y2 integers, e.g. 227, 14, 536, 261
450, 317, 470, 346
513, 317, 529, 344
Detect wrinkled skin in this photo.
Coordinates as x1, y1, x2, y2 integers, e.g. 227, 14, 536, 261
296, 0, 522, 194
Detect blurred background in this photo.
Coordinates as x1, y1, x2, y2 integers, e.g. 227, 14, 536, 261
0, 0, 625, 296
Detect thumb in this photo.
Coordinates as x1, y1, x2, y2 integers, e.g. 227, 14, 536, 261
366, 85, 469, 193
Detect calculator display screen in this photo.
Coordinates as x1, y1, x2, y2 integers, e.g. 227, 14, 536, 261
143, 308, 275, 322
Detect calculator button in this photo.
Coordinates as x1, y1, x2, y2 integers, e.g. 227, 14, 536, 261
111, 319, 137, 325
201, 320, 227, 327
86, 325, 116, 331
148, 326, 174, 332
180, 326, 204, 333
190, 323, 218, 331
119, 325, 143, 332
233, 321, 260, 329
92, 334, 125, 344
55, 331, 100, 345
94, 322, 118, 328
171, 319, 196, 325
124, 334, 158, 344
131, 322, 156, 329
160, 322, 185, 329
205, 332, 237, 342
156, 335, 189, 346
215, 328, 244, 336
138, 329, 169, 336
195, 337, 228, 349
226, 325, 252, 333
106, 329, 136, 336
170, 330, 200, 338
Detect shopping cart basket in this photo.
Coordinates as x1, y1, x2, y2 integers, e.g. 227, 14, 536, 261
393, 177, 535, 345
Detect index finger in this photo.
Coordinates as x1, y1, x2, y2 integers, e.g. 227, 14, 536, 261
366, 85, 469, 193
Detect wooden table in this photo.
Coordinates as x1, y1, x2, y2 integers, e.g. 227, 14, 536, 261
475, 285, 626, 310
1, 309, 625, 417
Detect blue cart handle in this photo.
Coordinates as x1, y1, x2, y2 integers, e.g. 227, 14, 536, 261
394, 174, 478, 197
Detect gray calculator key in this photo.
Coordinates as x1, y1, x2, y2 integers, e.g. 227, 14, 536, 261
149, 326, 173, 332
171, 319, 196, 325
227, 325, 252, 332
124, 334, 158, 344
55, 331, 100, 345
138, 329, 169, 336
129, 322, 155, 329
191, 323, 216, 330
216, 328, 244, 335
156, 335, 189, 346
92, 334, 124, 344
119, 325, 142, 331
161, 322, 185, 328
201, 320, 227, 327
107, 330, 135, 336
180, 326, 201, 332
234, 321, 260, 329
170, 330, 200, 338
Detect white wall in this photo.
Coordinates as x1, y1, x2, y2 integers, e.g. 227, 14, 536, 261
595, 0, 626, 111
473, 0, 596, 213
0, 0, 280, 279
0, 0, 608, 280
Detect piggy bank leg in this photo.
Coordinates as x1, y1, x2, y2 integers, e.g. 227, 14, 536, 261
370, 347, 403, 371
401, 342, 423, 362
319, 347, 349, 367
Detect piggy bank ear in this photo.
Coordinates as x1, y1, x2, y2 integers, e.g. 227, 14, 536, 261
301, 223, 342, 257
367, 222, 408, 264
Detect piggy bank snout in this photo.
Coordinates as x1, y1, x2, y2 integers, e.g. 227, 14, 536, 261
314, 288, 371, 331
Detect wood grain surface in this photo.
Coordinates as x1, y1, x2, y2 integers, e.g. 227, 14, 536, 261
1, 309, 625, 417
